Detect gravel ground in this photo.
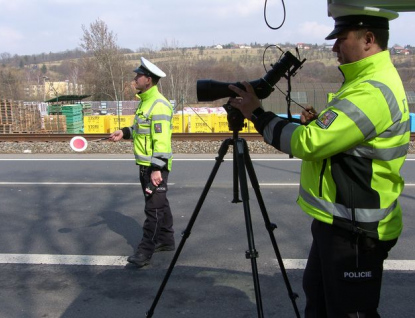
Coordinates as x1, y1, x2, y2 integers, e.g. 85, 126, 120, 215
0, 140, 414, 154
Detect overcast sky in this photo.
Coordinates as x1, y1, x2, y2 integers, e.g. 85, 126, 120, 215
1, 0, 415, 56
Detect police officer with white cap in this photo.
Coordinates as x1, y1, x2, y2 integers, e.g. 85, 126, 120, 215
229, 3, 410, 317
325, 3, 398, 41
110, 57, 175, 268
133, 57, 166, 80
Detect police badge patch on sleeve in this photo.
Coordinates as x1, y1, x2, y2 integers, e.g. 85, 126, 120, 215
316, 110, 338, 129
154, 123, 162, 133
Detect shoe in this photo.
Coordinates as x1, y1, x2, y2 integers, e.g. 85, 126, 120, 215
154, 243, 175, 253
127, 253, 151, 268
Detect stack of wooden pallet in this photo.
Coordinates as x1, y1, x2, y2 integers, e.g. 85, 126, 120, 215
13, 102, 42, 133
0, 100, 42, 133
43, 115, 67, 132
0, 99, 13, 133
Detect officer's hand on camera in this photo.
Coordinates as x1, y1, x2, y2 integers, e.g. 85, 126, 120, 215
228, 81, 261, 119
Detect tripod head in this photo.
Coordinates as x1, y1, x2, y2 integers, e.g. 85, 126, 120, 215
223, 102, 246, 133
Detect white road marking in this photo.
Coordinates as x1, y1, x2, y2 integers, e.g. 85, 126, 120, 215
0, 182, 177, 186
0, 158, 298, 161
0, 182, 143, 186
0, 254, 128, 266
1, 182, 415, 187
0, 254, 413, 270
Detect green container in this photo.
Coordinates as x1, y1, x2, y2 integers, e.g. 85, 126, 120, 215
48, 104, 83, 115
47, 105, 62, 113
62, 105, 83, 113
66, 122, 83, 129
67, 129, 83, 134
65, 114, 83, 123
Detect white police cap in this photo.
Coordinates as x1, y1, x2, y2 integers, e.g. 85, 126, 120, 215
133, 57, 166, 78
326, 4, 399, 40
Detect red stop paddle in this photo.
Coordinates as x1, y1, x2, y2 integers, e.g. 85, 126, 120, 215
69, 136, 110, 152
69, 136, 88, 152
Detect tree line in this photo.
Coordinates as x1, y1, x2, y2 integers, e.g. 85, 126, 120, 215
1, 19, 414, 106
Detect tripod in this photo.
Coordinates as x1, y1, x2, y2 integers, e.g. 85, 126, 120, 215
146, 130, 300, 318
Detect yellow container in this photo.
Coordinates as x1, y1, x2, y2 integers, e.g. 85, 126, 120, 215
241, 119, 250, 133
108, 115, 135, 132
214, 113, 250, 133
189, 114, 213, 133
247, 121, 258, 133
172, 114, 189, 133
213, 114, 231, 133
84, 116, 110, 133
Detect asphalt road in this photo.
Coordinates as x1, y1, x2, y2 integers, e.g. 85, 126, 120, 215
0, 153, 414, 318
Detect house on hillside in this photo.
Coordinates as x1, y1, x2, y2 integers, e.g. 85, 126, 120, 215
391, 45, 405, 55
297, 43, 311, 50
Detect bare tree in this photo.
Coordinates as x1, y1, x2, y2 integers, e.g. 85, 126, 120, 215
0, 69, 21, 100
0, 52, 12, 65
161, 38, 180, 51
80, 19, 128, 102
161, 55, 196, 110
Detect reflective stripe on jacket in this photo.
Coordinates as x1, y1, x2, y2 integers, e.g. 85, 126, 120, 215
130, 86, 173, 170
259, 51, 410, 240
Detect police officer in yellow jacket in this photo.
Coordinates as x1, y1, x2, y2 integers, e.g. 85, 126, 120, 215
110, 57, 175, 268
229, 4, 410, 317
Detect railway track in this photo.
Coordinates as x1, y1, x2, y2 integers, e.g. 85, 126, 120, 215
0, 132, 414, 143
0, 133, 264, 142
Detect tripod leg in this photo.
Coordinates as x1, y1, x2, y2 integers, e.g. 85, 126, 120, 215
241, 139, 301, 318
232, 131, 242, 203
234, 138, 264, 318
232, 145, 242, 203
146, 138, 232, 318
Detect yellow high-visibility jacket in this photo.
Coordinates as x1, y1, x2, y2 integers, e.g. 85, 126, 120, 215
255, 51, 410, 240
124, 86, 173, 170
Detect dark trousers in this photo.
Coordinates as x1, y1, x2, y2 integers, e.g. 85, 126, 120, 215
303, 219, 397, 318
137, 165, 174, 257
